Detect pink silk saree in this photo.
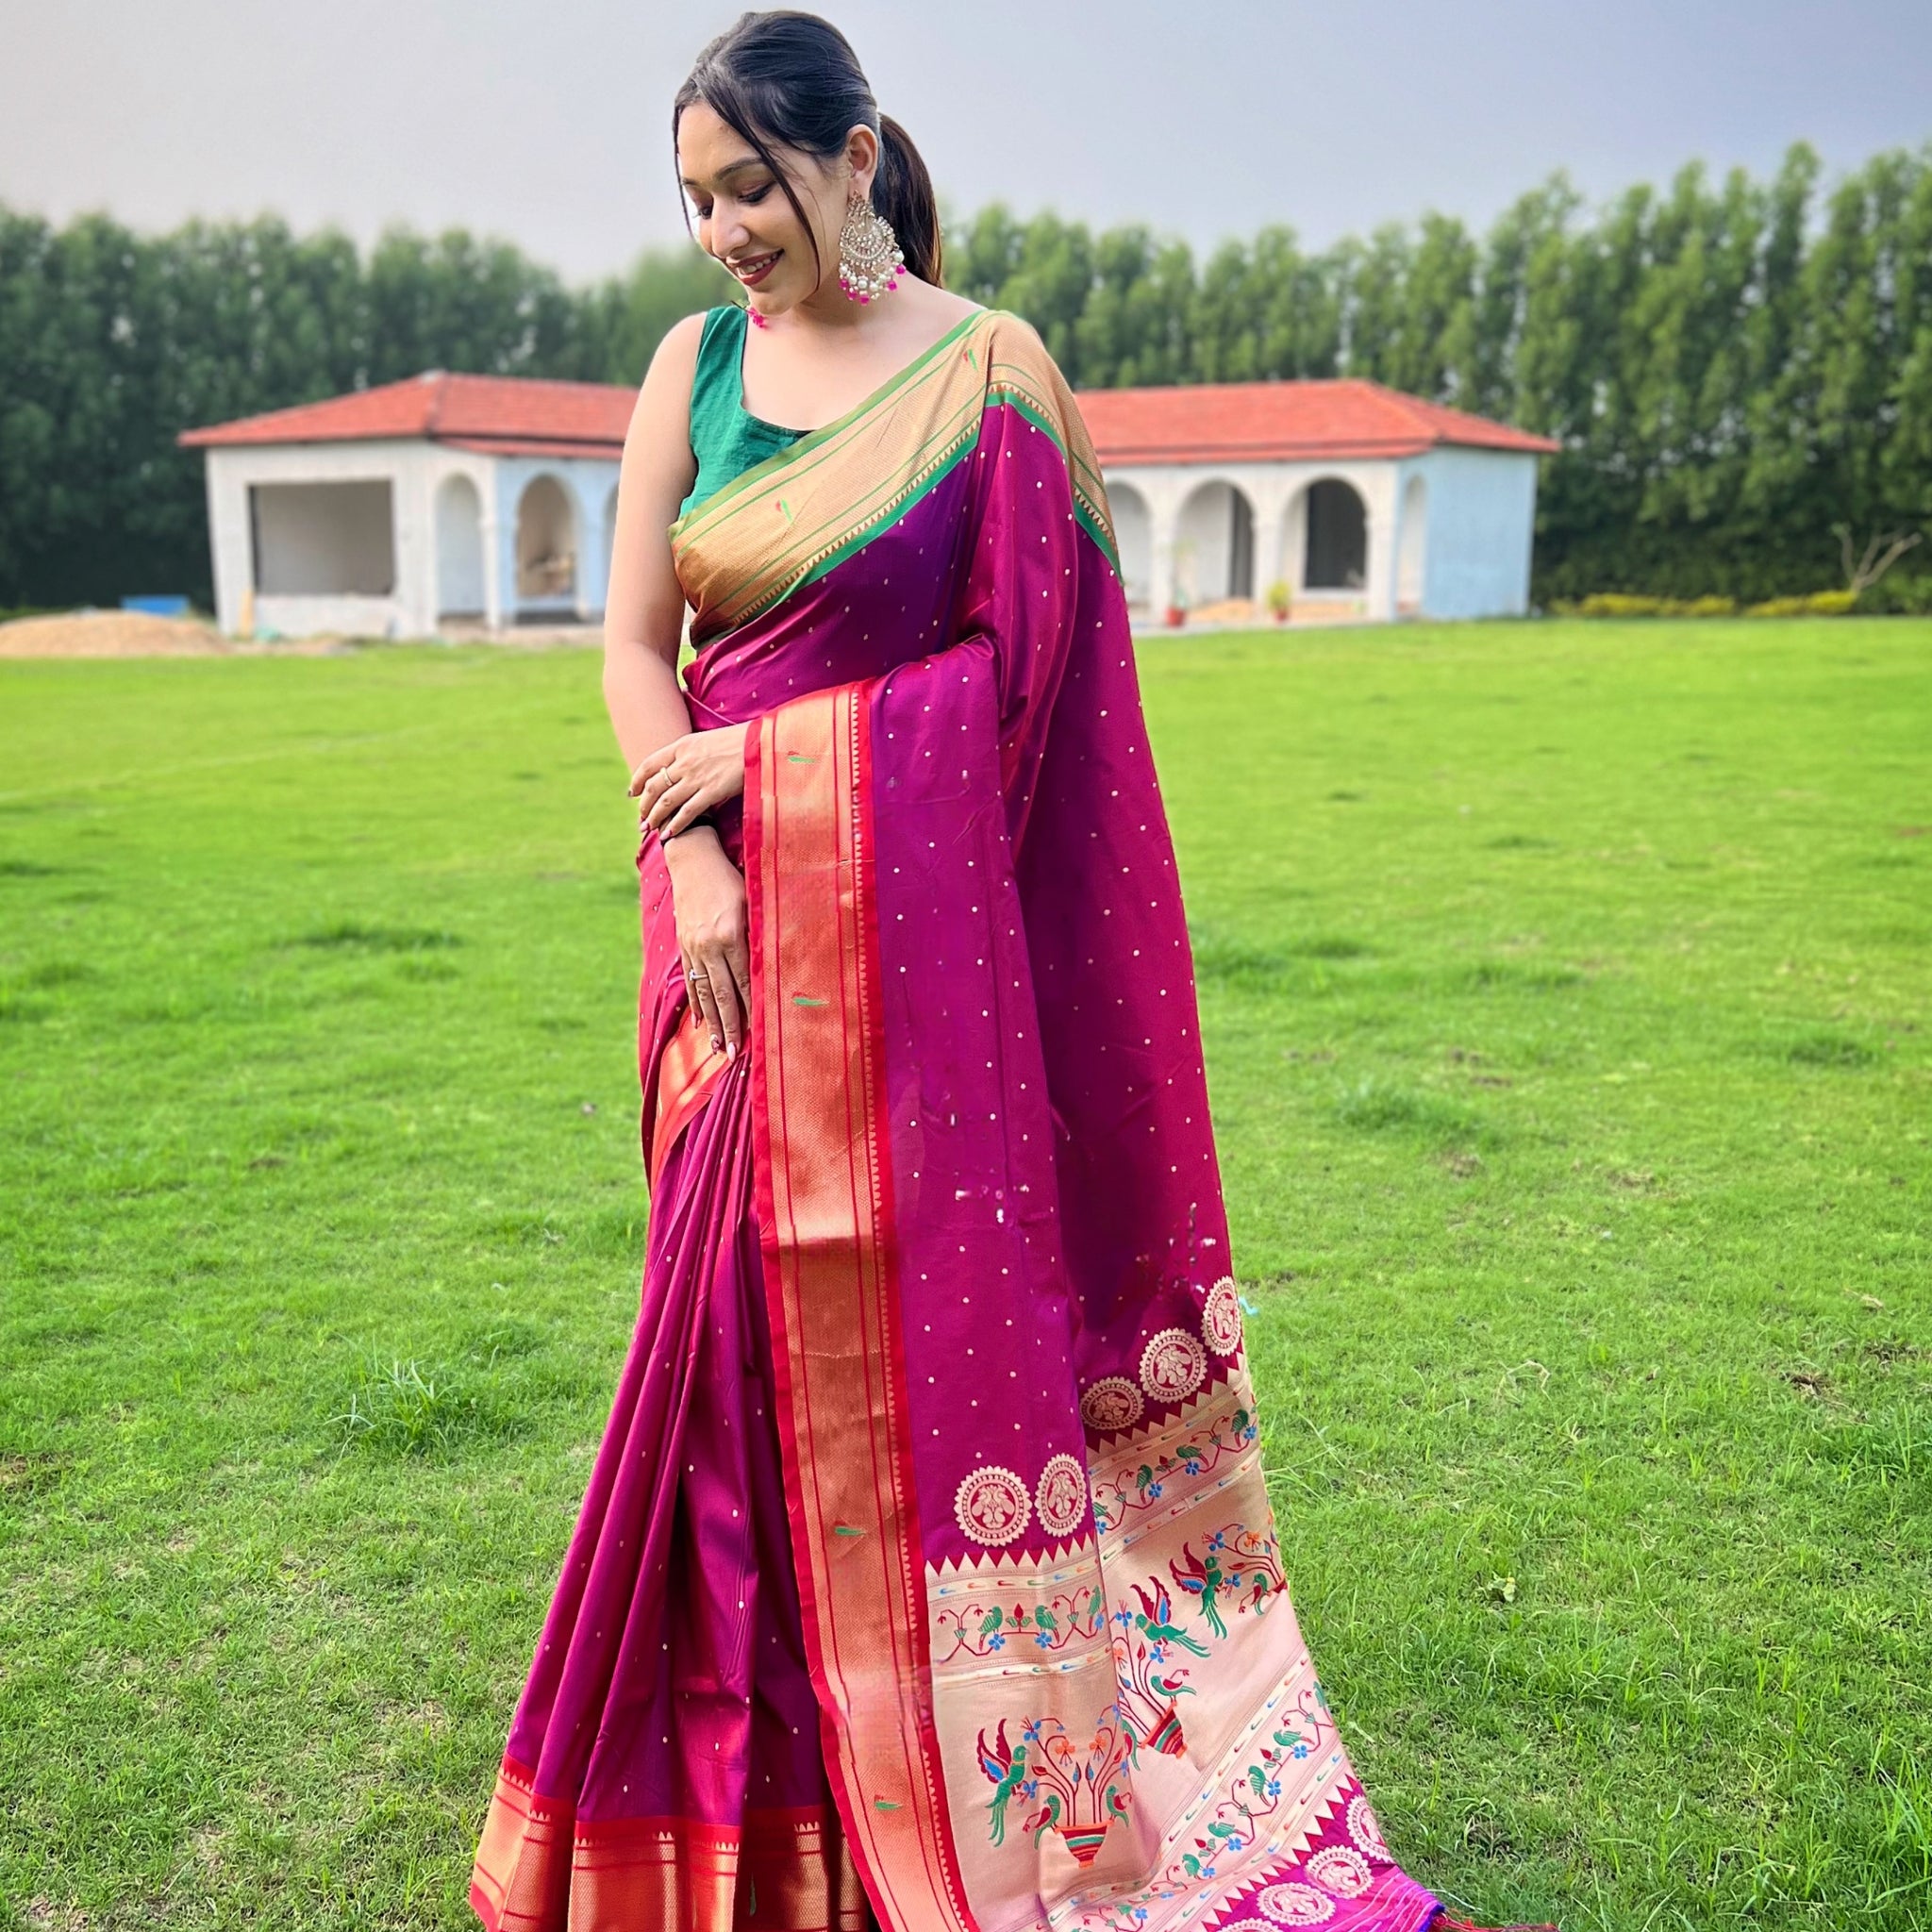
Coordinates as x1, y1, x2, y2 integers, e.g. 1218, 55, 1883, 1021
472, 310, 1511, 1932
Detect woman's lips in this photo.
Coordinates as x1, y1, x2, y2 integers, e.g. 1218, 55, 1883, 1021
729, 251, 778, 287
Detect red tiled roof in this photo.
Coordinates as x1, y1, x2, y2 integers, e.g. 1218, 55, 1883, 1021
179, 367, 1556, 469
177, 371, 636, 457
1074, 377, 1559, 465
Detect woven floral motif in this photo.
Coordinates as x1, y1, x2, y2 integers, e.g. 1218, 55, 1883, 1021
1109, 1579, 1205, 1758
1347, 1791, 1392, 1861
1306, 1845, 1373, 1897
1139, 1325, 1208, 1404
955, 1464, 1031, 1547
1170, 1523, 1285, 1638
934, 1583, 1106, 1663
1256, 1881, 1334, 1924
975, 1709, 1133, 1866
1079, 1374, 1144, 1434
1202, 1274, 1245, 1357
1088, 1389, 1258, 1534
1035, 1453, 1089, 1539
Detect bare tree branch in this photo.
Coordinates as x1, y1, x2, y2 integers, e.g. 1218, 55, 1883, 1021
1832, 523, 1924, 594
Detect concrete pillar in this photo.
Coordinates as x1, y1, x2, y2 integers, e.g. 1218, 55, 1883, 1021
1148, 489, 1180, 625
1249, 477, 1293, 608
482, 484, 504, 633
573, 472, 599, 622
1366, 468, 1399, 622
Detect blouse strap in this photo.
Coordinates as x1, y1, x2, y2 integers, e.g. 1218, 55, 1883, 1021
688, 304, 749, 425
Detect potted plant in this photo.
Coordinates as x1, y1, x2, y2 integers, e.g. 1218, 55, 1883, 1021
1266, 578, 1291, 625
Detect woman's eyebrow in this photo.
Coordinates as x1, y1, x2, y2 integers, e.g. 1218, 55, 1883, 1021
680, 156, 767, 192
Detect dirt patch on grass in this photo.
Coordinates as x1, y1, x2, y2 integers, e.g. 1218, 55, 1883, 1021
0, 611, 341, 658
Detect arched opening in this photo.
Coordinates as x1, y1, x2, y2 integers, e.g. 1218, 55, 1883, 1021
1396, 473, 1427, 613
1108, 479, 1153, 612
1175, 479, 1257, 610
515, 475, 576, 608
599, 485, 621, 612
1304, 479, 1367, 591
435, 474, 485, 619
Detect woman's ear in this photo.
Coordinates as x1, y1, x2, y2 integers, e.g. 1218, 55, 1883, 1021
844, 123, 880, 197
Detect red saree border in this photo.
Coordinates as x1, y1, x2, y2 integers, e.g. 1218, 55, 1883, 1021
471, 1758, 867, 1931
745, 689, 977, 1932
646, 996, 729, 1185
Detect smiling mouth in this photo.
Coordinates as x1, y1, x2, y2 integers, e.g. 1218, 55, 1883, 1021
727, 251, 780, 286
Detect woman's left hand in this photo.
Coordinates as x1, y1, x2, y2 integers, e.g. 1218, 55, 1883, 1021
629, 724, 750, 838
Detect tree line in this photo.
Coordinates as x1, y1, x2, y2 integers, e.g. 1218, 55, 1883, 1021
3, 139, 1928, 612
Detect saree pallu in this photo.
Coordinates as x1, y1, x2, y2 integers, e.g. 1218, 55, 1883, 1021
473, 310, 1459, 1932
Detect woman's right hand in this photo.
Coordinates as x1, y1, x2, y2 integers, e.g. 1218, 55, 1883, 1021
662, 826, 752, 1059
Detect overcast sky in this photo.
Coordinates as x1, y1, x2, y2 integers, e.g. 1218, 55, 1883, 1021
2, 0, 1926, 282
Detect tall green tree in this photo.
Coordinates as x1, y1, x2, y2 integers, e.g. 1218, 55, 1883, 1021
6, 139, 1932, 611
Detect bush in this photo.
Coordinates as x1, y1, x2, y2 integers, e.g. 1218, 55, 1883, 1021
1554, 588, 1867, 620
1557, 592, 1738, 618
1742, 590, 1857, 617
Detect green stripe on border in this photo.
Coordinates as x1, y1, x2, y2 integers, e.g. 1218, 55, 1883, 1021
988, 388, 1122, 582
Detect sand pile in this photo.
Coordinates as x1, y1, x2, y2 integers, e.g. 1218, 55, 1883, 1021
0, 610, 361, 658
0, 609, 237, 658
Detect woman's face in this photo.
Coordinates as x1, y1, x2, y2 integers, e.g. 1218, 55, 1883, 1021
676, 101, 874, 319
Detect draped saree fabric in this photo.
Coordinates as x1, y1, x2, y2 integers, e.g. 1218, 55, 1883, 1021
472, 310, 1457, 1932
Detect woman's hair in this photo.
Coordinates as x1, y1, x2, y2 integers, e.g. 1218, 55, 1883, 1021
674, 10, 942, 287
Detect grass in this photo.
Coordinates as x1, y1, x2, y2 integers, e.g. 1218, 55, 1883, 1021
0, 617, 1927, 1928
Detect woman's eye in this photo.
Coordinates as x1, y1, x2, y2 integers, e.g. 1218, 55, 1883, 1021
740, 183, 772, 206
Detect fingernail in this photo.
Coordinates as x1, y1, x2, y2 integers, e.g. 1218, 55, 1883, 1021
710, 1035, 723, 1052
725, 1041, 739, 1060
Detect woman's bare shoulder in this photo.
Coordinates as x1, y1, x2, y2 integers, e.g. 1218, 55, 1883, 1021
921, 285, 984, 328
621, 311, 714, 473
636, 311, 709, 410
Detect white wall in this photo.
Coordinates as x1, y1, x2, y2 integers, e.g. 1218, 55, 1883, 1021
1099, 447, 1540, 625
436, 474, 486, 616
201, 440, 621, 636
252, 480, 395, 595
1412, 448, 1540, 618
1104, 458, 1400, 621
1110, 480, 1154, 609
1174, 478, 1253, 607
491, 457, 623, 623
1396, 472, 1428, 611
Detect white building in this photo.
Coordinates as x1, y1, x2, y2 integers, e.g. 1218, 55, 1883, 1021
181, 371, 631, 638
1079, 377, 1558, 625
181, 367, 1555, 639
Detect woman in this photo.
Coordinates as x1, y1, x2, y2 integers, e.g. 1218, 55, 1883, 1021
472, 13, 1548, 1932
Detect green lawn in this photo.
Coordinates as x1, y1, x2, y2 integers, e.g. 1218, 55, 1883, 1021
1, 618, 1927, 1930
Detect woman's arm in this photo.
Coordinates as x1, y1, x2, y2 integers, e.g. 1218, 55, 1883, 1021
602, 312, 702, 772
602, 315, 753, 1059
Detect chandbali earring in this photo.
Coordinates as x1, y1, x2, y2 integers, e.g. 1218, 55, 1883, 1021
838, 191, 904, 304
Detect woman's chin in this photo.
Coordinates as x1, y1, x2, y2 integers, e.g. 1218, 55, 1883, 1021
745, 279, 814, 323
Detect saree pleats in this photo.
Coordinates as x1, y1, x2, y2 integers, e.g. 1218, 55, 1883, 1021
472, 1053, 868, 1931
